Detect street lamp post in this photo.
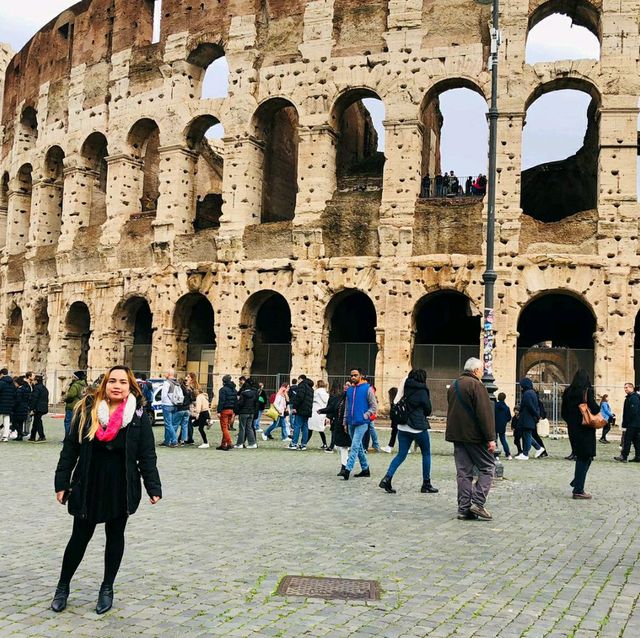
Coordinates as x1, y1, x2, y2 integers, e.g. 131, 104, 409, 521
481, 0, 501, 400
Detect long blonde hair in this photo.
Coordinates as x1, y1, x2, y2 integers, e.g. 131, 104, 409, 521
187, 371, 201, 393
74, 366, 142, 441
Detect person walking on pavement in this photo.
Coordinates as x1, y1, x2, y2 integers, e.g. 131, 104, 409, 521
23, 371, 35, 437
599, 393, 615, 444
28, 374, 49, 441
254, 382, 268, 433
319, 382, 351, 469
339, 368, 378, 480
379, 369, 438, 495
307, 380, 330, 448
561, 368, 600, 499
174, 377, 194, 445
514, 378, 544, 460
445, 357, 496, 521
190, 387, 211, 448
62, 372, 88, 440
234, 378, 259, 449
494, 392, 512, 460
289, 375, 314, 450
615, 383, 640, 463
216, 375, 237, 450
160, 369, 183, 447
0, 368, 16, 441
51, 366, 162, 615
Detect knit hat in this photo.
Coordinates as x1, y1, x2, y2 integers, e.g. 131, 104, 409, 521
73, 370, 86, 381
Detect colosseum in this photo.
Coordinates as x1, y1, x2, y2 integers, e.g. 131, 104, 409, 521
0, 0, 637, 410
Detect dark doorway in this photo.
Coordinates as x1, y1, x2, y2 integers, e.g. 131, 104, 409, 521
250, 293, 292, 377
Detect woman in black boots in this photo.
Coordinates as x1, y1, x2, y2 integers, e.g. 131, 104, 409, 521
379, 369, 438, 495
52, 366, 162, 615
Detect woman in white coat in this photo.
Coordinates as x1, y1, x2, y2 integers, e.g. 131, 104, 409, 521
307, 380, 330, 449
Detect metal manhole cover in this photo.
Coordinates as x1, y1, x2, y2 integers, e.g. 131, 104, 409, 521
276, 575, 381, 601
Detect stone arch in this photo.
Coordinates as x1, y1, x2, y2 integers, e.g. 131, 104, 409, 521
11, 163, 33, 253
187, 42, 229, 99
252, 97, 299, 223
63, 301, 91, 371
114, 296, 154, 374
128, 118, 161, 213
4, 303, 23, 372
516, 291, 596, 384
239, 291, 292, 380
528, 0, 601, 39
18, 106, 38, 148
185, 114, 224, 230
324, 288, 378, 381
80, 132, 108, 226
40, 145, 65, 245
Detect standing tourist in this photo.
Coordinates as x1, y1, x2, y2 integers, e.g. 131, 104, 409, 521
599, 393, 614, 444
319, 381, 351, 473
561, 369, 600, 499
615, 383, 640, 463
191, 387, 211, 449
379, 370, 438, 494
289, 375, 314, 450
52, 366, 162, 614
307, 380, 329, 448
215, 375, 237, 450
254, 382, 268, 433
514, 378, 544, 460
28, 374, 49, 442
160, 369, 183, 447
263, 382, 290, 441
494, 392, 512, 460
0, 368, 16, 442
339, 369, 378, 480
234, 378, 258, 449
445, 358, 496, 520
62, 372, 88, 439
23, 371, 35, 437
11, 376, 31, 441
175, 377, 194, 445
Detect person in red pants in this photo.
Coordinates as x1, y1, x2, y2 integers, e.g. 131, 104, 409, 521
215, 375, 237, 450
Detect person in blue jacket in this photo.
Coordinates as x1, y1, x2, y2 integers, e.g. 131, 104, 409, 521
515, 378, 544, 460
494, 392, 512, 460
599, 393, 614, 444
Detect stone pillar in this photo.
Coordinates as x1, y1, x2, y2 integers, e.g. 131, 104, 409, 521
299, 0, 334, 60
0, 204, 7, 249
153, 145, 197, 244
58, 163, 94, 252
384, 0, 423, 53
6, 175, 32, 255
101, 154, 143, 247
152, 328, 181, 373
30, 178, 63, 248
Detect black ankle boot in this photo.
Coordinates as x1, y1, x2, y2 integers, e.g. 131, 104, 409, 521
337, 464, 346, 476
354, 468, 371, 478
338, 467, 350, 480
51, 583, 70, 613
96, 584, 114, 615
421, 480, 439, 493
379, 475, 396, 494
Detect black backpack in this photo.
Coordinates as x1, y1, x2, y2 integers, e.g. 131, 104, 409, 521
390, 396, 410, 425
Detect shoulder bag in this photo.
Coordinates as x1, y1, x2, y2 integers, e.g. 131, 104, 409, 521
579, 390, 606, 429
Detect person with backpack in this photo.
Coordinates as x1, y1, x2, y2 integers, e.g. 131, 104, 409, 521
289, 375, 314, 450
160, 369, 183, 447
28, 374, 49, 442
379, 369, 438, 494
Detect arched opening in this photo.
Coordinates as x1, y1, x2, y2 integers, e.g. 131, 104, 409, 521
517, 292, 595, 385
174, 293, 216, 389
64, 302, 91, 371
412, 291, 480, 380
331, 89, 386, 184
419, 81, 488, 199
253, 98, 299, 223
188, 43, 229, 99
80, 132, 108, 226
18, 106, 38, 148
41, 146, 65, 245
117, 297, 154, 374
32, 298, 50, 373
521, 83, 599, 221
4, 305, 23, 372
526, 1, 600, 64
325, 290, 378, 382
12, 164, 33, 253
128, 119, 161, 214
185, 115, 224, 231
0, 172, 9, 249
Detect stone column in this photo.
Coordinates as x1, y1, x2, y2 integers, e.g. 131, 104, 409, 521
30, 178, 63, 248
6, 175, 32, 255
299, 0, 334, 60
58, 162, 95, 252
101, 154, 143, 247
0, 204, 7, 249
153, 145, 197, 244
152, 328, 181, 373
384, 0, 423, 53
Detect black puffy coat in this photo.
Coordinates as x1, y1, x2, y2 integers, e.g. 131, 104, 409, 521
13, 385, 31, 420
217, 381, 238, 412
622, 392, 640, 429
292, 379, 314, 418
31, 382, 49, 414
236, 386, 258, 416
403, 378, 432, 431
0, 375, 16, 415
54, 400, 162, 519
561, 384, 599, 460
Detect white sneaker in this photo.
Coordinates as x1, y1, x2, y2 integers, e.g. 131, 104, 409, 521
514, 454, 529, 460
8, 430, 17, 440
234, 444, 244, 449
534, 447, 545, 458
246, 443, 258, 449
284, 437, 292, 442
198, 443, 210, 449
261, 433, 268, 441
1, 437, 7, 442
380, 445, 393, 453
255, 428, 263, 433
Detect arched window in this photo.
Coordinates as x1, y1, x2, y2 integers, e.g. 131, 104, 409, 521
116, 297, 154, 374
253, 99, 299, 223
185, 115, 225, 230
33, 298, 50, 374
41, 146, 65, 245
64, 301, 91, 371
187, 43, 229, 99
128, 119, 161, 214
12, 164, 33, 253
4, 304, 23, 372
18, 106, 38, 148
80, 132, 108, 226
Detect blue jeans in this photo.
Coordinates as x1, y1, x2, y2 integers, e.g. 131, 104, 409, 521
368, 422, 379, 449
573, 457, 592, 494
346, 423, 369, 472
265, 416, 288, 440
522, 430, 541, 456
497, 430, 510, 457
291, 415, 309, 446
175, 410, 190, 442
387, 430, 431, 480
162, 405, 177, 445
253, 410, 263, 430
63, 409, 74, 438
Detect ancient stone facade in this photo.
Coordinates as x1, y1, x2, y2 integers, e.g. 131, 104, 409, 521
0, 0, 638, 408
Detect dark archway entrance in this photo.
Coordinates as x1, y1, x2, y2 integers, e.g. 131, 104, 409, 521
65, 302, 91, 371
5, 305, 23, 372
118, 297, 153, 374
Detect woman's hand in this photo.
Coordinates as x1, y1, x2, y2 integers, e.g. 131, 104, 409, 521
149, 495, 161, 505
56, 491, 67, 505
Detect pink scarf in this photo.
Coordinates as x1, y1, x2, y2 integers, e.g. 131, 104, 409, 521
95, 400, 126, 442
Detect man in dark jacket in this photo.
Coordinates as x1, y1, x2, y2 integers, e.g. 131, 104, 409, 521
216, 375, 237, 450
28, 374, 49, 442
446, 357, 496, 521
0, 368, 16, 441
289, 375, 314, 450
615, 383, 640, 462
515, 378, 544, 460
234, 378, 258, 448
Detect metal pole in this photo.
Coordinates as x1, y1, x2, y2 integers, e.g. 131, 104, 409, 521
481, 0, 500, 400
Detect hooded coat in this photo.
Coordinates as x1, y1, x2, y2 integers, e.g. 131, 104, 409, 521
217, 380, 238, 412
13, 384, 32, 421
402, 377, 432, 431
517, 378, 540, 430
0, 375, 16, 415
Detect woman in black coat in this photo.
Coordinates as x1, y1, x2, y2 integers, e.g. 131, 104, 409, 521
52, 366, 162, 615
379, 369, 438, 494
319, 381, 351, 473
561, 368, 600, 499
11, 376, 31, 441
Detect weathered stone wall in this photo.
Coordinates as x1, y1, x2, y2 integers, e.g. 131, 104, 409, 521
0, 0, 638, 413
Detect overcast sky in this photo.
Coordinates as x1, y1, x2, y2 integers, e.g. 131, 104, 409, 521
1, 4, 605, 177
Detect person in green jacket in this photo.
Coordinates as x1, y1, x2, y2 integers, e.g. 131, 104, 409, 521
62, 371, 87, 439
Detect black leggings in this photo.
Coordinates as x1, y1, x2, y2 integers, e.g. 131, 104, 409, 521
59, 515, 128, 587
197, 411, 210, 444
306, 430, 327, 446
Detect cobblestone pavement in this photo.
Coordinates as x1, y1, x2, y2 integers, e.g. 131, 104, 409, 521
2, 418, 640, 638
